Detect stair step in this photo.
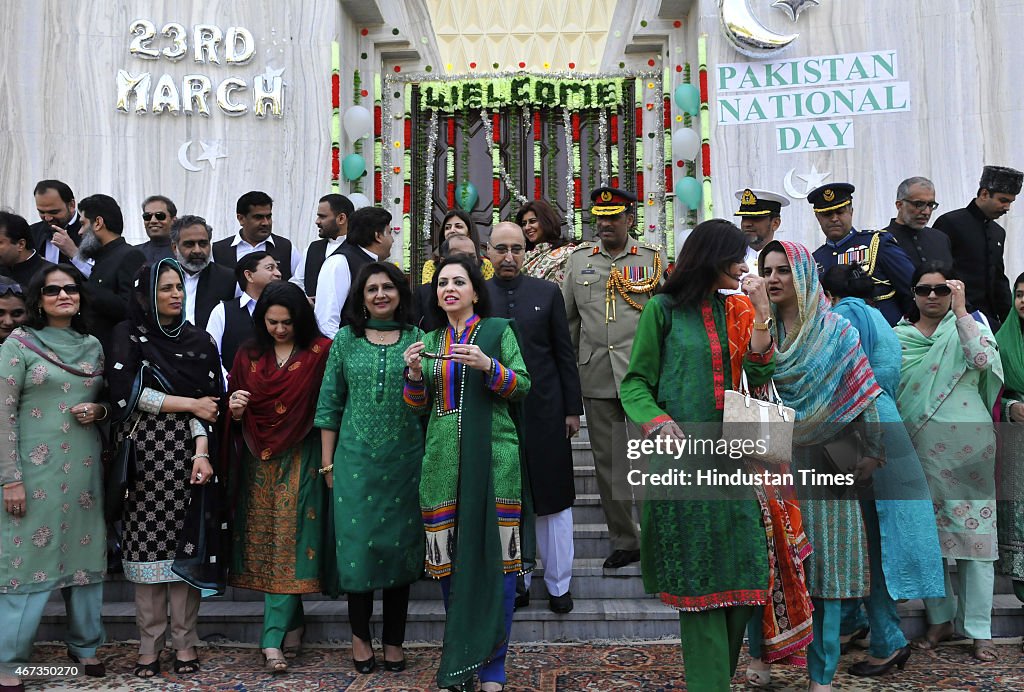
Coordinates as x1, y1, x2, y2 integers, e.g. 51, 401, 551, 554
37, 595, 1024, 645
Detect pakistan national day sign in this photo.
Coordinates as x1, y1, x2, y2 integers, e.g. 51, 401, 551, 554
716, 50, 910, 153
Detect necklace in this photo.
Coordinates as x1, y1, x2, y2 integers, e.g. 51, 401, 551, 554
275, 346, 295, 367
367, 329, 398, 345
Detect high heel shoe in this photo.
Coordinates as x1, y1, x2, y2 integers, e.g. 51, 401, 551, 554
353, 655, 378, 674
67, 652, 106, 677
848, 644, 912, 677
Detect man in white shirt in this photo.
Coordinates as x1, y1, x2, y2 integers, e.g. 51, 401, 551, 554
314, 207, 395, 338
206, 251, 282, 378
211, 191, 301, 282
291, 193, 353, 298
171, 215, 237, 329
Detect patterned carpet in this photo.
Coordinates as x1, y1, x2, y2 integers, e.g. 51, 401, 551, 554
23, 639, 1024, 690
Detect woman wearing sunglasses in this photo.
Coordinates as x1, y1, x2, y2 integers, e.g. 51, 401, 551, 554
895, 263, 1002, 662
0, 265, 109, 691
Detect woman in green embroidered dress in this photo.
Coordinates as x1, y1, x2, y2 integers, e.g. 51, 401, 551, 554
403, 255, 531, 692
226, 282, 331, 674
0, 265, 108, 690
315, 262, 425, 674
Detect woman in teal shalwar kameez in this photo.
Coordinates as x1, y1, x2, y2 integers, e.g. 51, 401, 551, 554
316, 262, 425, 673
821, 264, 944, 677
403, 256, 531, 692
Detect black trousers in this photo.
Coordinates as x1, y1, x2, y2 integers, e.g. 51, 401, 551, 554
346, 585, 411, 645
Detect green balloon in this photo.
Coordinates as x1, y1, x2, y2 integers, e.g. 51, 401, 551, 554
456, 181, 478, 211
674, 176, 702, 209
673, 83, 700, 116
342, 153, 365, 181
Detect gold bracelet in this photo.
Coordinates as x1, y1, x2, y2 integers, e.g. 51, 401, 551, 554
94, 405, 109, 422
318, 464, 334, 475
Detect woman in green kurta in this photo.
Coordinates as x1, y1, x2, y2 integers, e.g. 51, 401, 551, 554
403, 256, 531, 692
620, 220, 808, 691
0, 265, 108, 689
226, 282, 331, 674
315, 262, 425, 674
895, 264, 1002, 662
996, 272, 1024, 625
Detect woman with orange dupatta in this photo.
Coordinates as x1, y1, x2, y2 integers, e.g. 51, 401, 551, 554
620, 220, 812, 691
225, 282, 332, 673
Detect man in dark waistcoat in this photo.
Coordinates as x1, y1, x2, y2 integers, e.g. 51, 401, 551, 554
933, 165, 1022, 330
810, 183, 915, 326
486, 221, 583, 614
884, 176, 953, 271
212, 190, 300, 281
293, 193, 353, 298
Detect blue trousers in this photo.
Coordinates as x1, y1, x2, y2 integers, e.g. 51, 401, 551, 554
839, 498, 908, 658
440, 572, 517, 685
0, 582, 105, 672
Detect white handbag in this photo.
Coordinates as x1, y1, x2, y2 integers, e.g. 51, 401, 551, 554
722, 370, 795, 465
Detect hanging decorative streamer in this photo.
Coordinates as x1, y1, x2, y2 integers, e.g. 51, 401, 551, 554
533, 110, 542, 200
330, 41, 341, 192
401, 83, 413, 267
446, 116, 456, 209
683, 64, 697, 228
634, 80, 645, 236
491, 110, 501, 226
663, 67, 674, 259
698, 35, 713, 218
421, 110, 440, 242
597, 109, 610, 186
352, 69, 363, 193
571, 112, 582, 227
610, 112, 619, 188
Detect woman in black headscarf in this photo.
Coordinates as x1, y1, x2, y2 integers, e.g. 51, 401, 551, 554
107, 259, 224, 678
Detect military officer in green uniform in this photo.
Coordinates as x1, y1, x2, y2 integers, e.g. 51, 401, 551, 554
562, 187, 666, 569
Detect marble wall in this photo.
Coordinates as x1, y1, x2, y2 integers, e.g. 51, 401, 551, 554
691, 0, 1024, 276
0, 1, 339, 248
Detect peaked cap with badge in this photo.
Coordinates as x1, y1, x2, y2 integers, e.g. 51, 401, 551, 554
807, 182, 855, 214
590, 187, 636, 216
733, 188, 790, 217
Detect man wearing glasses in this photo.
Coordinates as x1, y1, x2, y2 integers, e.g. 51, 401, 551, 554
136, 195, 178, 263
933, 165, 1023, 330
810, 183, 916, 326
884, 177, 953, 271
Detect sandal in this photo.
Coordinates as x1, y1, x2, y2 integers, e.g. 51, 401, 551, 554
173, 657, 201, 674
911, 622, 954, 650
745, 661, 771, 687
133, 658, 160, 678
972, 639, 998, 662
263, 648, 289, 674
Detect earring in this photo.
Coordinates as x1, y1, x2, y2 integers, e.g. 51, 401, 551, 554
363, 306, 369, 319
473, 297, 478, 304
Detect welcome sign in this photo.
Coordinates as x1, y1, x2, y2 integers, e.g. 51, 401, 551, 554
716, 50, 910, 153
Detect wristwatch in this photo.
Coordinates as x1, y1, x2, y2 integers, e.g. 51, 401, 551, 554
752, 317, 774, 331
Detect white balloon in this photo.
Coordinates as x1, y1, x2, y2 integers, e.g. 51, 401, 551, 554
348, 192, 371, 209
343, 106, 373, 141
672, 127, 700, 161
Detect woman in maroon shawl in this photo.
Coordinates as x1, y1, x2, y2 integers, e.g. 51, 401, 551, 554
225, 281, 332, 673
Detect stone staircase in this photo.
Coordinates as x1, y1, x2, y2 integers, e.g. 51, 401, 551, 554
39, 419, 1024, 644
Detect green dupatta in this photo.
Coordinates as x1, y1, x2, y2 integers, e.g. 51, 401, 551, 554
996, 308, 1024, 394
895, 311, 1003, 438
437, 317, 535, 689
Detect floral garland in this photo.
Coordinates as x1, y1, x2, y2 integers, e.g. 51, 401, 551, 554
330, 41, 341, 192
634, 79, 645, 236
481, 107, 528, 209
353, 69, 363, 193
610, 112, 619, 187
597, 109, 610, 186
532, 110, 542, 199
374, 73, 383, 204
698, 35, 713, 218
562, 109, 577, 239
420, 76, 625, 113
446, 116, 456, 209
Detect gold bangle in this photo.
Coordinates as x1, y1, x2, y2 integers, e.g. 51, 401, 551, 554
318, 464, 334, 475
94, 405, 109, 422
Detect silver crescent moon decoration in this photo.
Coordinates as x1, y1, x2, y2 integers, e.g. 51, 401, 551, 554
783, 168, 806, 199
719, 0, 799, 57
177, 141, 202, 172
771, 0, 821, 22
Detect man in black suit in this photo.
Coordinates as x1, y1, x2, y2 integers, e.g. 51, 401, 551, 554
292, 193, 353, 298
933, 165, 1022, 330
211, 190, 300, 281
883, 176, 953, 271
171, 215, 237, 329
77, 194, 146, 355
137, 195, 178, 263
486, 221, 583, 614
29, 179, 88, 271
0, 211, 55, 286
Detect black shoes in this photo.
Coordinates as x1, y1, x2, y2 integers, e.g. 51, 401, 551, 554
603, 549, 640, 569
848, 644, 911, 677
514, 590, 530, 610
548, 591, 574, 614
839, 626, 870, 654
67, 652, 105, 677
353, 655, 377, 674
